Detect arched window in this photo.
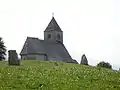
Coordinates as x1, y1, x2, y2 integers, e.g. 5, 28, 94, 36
57, 34, 60, 40
48, 34, 51, 38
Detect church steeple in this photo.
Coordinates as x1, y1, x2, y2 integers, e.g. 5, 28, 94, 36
44, 17, 62, 32
44, 16, 63, 43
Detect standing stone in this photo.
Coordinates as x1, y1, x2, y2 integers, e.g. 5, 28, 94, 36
8, 50, 20, 65
80, 54, 88, 65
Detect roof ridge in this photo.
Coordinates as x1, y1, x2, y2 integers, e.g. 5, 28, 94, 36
27, 37, 39, 39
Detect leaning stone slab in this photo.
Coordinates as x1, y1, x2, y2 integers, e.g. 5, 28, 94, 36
8, 50, 20, 65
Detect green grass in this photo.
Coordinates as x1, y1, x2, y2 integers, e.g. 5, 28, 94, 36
0, 60, 120, 90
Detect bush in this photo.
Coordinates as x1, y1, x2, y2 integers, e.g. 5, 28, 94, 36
80, 54, 88, 65
97, 61, 112, 69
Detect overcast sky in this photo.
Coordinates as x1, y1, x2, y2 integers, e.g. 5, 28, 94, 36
0, 0, 120, 70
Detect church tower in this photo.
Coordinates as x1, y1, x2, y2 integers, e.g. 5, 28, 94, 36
44, 17, 63, 43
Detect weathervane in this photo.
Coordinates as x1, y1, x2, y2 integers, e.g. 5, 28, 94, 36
52, 12, 54, 17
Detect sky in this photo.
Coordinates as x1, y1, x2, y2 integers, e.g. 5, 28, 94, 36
0, 0, 120, 70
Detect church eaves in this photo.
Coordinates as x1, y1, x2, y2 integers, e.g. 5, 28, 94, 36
44, 17, 62, 32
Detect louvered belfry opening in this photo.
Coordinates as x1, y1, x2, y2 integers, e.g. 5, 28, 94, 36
44, 17, 63, 43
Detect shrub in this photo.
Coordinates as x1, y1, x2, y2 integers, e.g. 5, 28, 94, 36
97, 61, 112, 69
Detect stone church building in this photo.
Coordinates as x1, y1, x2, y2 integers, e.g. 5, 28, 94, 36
20, 16, 78, 63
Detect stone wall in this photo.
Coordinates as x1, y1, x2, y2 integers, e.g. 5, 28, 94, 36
21, 54, 48, 61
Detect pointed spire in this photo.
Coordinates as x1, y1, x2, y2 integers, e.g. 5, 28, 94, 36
44, 16, 62, 32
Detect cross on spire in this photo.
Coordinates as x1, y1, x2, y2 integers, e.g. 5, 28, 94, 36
52, 12, 54, 17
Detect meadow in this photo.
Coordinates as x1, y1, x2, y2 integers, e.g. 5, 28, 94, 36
0, 60, 120, 90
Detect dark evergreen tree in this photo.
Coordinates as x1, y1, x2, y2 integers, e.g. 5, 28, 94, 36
80, 54, 88, 65
0, 37, 6, 61
97, 61, 112, 69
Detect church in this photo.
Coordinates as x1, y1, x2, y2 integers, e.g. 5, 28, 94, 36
20, 16, 78, 63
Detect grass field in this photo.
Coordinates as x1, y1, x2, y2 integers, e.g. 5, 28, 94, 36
0, 60, 120, 90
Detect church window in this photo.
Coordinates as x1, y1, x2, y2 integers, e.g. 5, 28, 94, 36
48, 34, 51, 38
57, 34, 60, 40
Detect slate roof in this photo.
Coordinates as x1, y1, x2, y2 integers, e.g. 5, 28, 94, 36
20, 37, 74, 62
44, 17, 62, 32
72, 59, 79, 64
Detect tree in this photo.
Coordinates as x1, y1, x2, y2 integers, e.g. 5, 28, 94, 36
80, 54, 88, 65
97, 61, 112, 69
0, 37, 6, 61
